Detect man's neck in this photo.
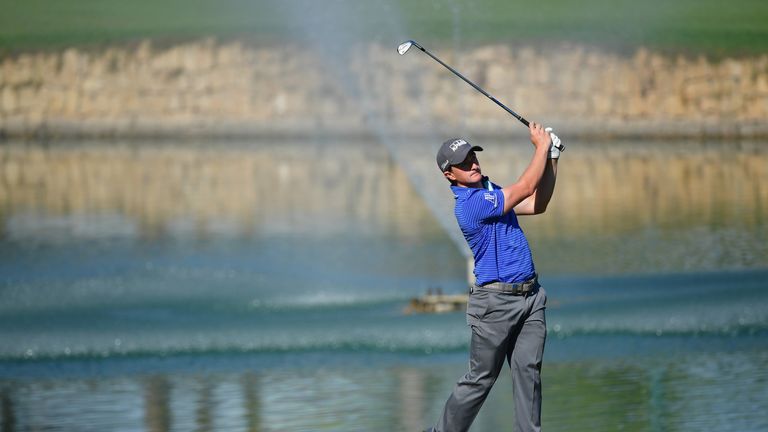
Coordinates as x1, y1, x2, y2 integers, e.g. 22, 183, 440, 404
455, 177, 486, 189
456, 181, 482, 189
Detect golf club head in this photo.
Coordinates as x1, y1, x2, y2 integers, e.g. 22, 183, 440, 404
397, 40, 414, 55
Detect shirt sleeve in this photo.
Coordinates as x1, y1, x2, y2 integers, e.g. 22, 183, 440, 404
460, 188, 505, 224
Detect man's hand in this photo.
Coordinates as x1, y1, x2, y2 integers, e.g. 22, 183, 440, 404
501, 122, 552, 214
545, 127, 564, 159
529, 122, 551, 151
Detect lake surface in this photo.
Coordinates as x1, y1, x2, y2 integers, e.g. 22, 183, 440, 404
0, 138, 766, 431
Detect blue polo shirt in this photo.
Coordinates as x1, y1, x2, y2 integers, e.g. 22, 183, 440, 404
451, 181, 536, 285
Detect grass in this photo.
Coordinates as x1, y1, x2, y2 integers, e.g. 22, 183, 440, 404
1, 0, 767, 56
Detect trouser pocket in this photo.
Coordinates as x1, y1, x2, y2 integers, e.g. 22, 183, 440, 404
466, 290, 490, 326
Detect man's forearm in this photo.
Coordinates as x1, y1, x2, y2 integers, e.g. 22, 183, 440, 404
518, 147, 550, 195
501, 146, 549, 214
532, 159, 558, 213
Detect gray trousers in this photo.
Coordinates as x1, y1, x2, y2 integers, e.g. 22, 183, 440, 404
434, 284, 547, 432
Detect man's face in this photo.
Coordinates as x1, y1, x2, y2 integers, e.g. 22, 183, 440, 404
444, 151, 483, 187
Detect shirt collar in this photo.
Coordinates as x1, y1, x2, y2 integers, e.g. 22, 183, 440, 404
450, 185, 473, 199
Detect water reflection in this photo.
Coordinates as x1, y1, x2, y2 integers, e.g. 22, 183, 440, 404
241, 373, 261, 432
398, 369, 426, 431
139, 374, 265, 432
194, 377, 213, 432
2, 350, 767, 431
1, 139, 765, 274
0, 140, 441, 240
477, 140, 768, 234
0, 138, 766, 431
1, 391, 15, 432
1, 140, 765, 240
144, 376, 171, 432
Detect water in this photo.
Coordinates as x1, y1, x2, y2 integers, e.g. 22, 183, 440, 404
0, 139, 767, 431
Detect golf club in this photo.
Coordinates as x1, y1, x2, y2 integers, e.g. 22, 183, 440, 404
399, 40, 564, 152
398, 39, 530, 127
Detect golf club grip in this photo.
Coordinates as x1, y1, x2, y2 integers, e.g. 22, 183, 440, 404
491, 97, 529, 127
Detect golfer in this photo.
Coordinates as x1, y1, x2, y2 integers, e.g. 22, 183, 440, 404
427, 122, 561, 432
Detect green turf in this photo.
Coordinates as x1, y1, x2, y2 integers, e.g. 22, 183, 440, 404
1, 0, 767, 55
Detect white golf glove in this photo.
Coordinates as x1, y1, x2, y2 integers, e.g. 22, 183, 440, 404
545, 127, 564, 159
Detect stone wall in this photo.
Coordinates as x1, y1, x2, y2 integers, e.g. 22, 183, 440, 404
1, 39, 767, 138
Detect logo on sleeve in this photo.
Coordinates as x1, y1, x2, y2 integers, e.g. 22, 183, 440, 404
484, 192, 498, 208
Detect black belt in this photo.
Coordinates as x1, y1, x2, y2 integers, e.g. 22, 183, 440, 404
473, 274, 538, 295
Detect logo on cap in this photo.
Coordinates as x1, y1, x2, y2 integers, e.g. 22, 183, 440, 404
449, 139, 468, 152
440, 160, 450, 171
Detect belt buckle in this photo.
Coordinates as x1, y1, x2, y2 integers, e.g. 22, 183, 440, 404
522, 276, 537, 296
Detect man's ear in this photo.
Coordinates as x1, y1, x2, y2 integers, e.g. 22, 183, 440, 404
443, 170, 456, 182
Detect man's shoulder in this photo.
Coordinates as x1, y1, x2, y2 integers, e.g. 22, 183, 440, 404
451, 185, 503, 226
451, 185, 500, 203
450, 185, 485, 197
451, 186, 482, 206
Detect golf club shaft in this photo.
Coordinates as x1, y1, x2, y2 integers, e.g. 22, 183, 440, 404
411, 42, 529, 127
